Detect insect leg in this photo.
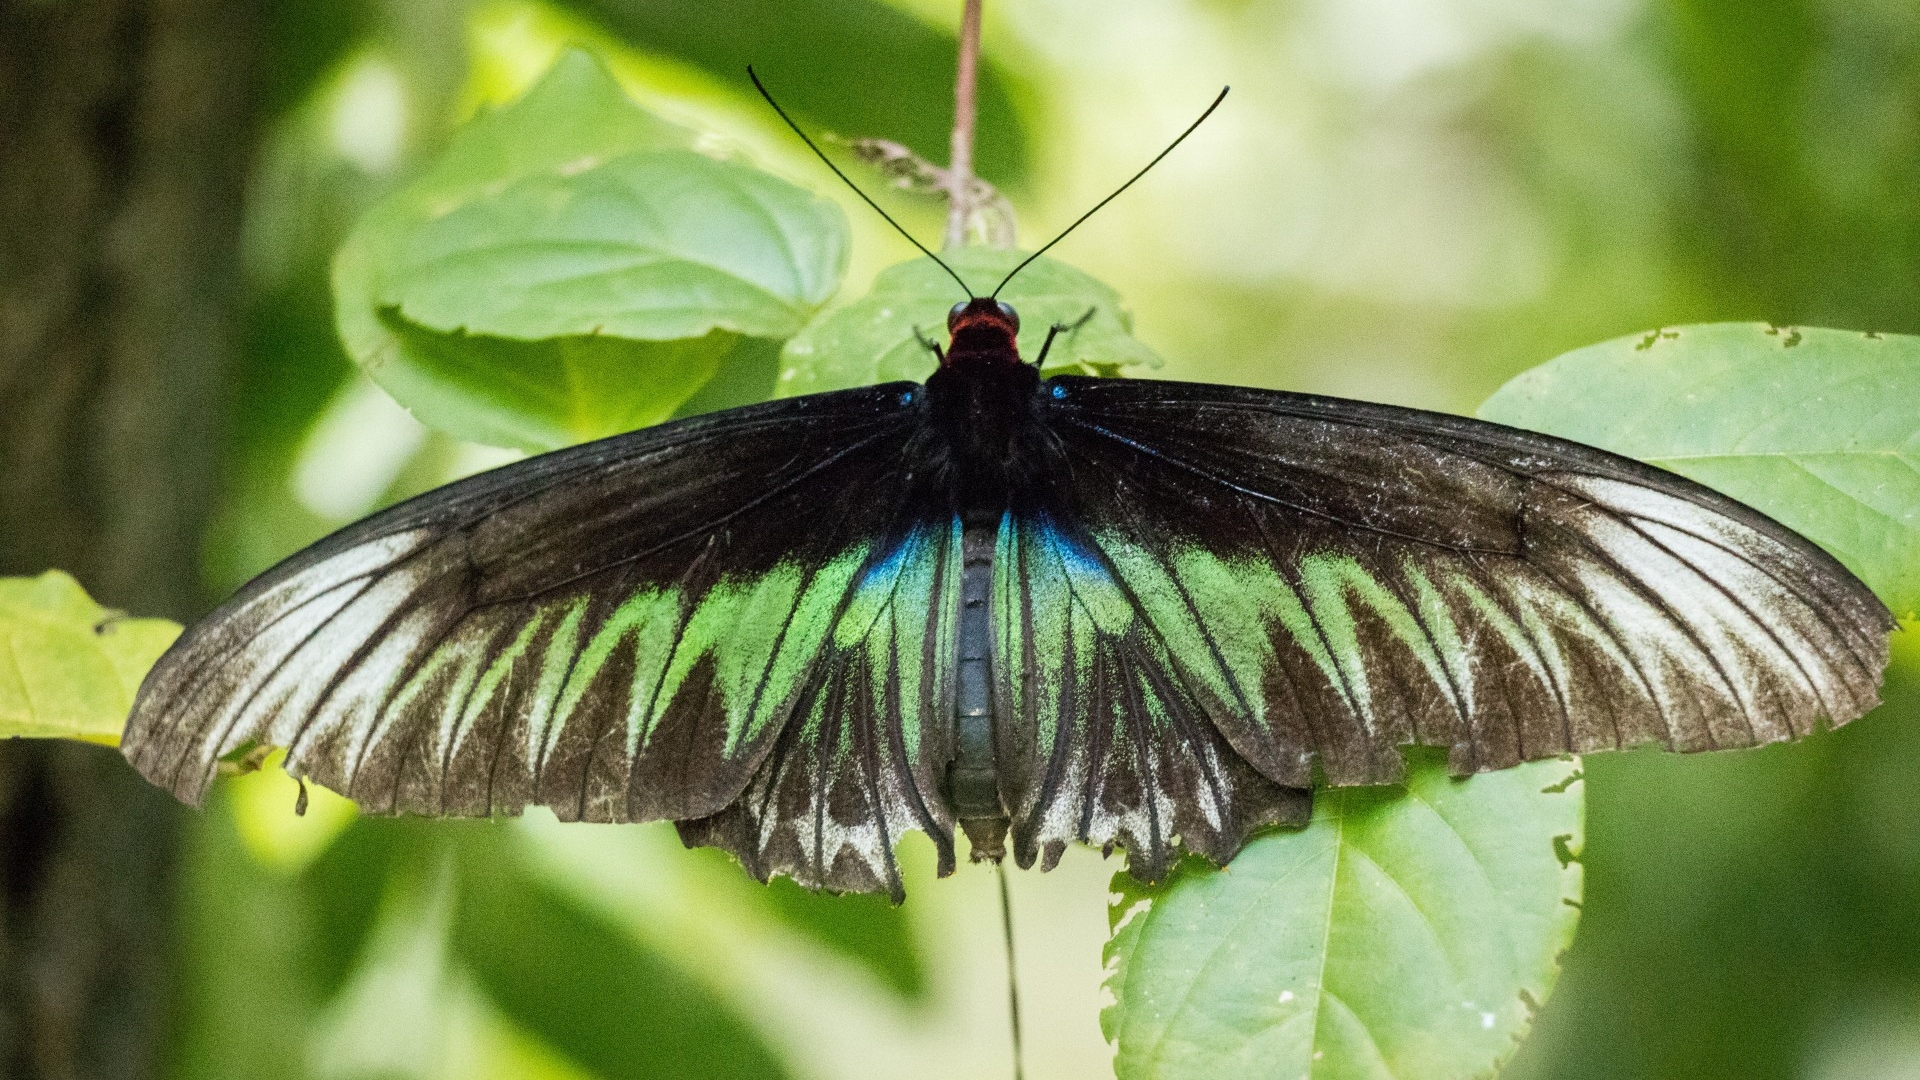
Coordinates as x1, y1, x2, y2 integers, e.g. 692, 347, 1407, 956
913, 324, 946, 363
1032, 306, 1096, 368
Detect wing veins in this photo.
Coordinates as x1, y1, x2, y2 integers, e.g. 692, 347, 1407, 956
187, 574, 396, 793
883, 602, 946, 846
1524, 557, 1673, 750
479, 428, 901, 607
623, 535, 720, 810
1231, 497, 1347, 767
1457, 552, 1576, 758
854, 651, 904, 900
1364, 570, 1452, 748
1115, 648, 1166, 859
1031, 517, 1223, 852
1085, 454, 1266, 727
161, 571, 390, 783
1605, 506, 1879, 690
438, 622, 503, 814
351, 602, 478, 801
1617, 516, 1829, 730
1060, 416, 1518, 555
1562, 531, 1752, 747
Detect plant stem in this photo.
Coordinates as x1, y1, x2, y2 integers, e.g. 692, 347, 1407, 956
998, 862, 1026, 1080
945, 0, 983, 250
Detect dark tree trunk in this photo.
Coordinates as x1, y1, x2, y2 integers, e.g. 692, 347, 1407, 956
0, 1, 260, 1077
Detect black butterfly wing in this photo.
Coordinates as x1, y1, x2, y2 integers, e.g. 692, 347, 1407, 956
677, 516, 965, 899
992, 506, 1313, 881
122, 384, 960, 895
1000, 375, 1892, 874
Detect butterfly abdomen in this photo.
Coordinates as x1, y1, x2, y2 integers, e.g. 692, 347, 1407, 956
949, 519, 1008, 858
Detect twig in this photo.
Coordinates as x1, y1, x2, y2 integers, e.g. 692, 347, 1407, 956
835, 136, 1017, 247
945, 0, 983, 249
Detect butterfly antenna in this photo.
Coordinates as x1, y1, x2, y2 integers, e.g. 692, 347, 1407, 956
998, 863, 1027, 1080
991, 86, 1229, 300
748, 66, 976, 300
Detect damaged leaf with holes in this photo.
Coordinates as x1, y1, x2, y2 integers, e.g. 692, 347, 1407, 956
1480, 322, 1920, 618
0, 572, 181, 743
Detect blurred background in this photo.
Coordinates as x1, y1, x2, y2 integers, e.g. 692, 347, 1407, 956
1, 0, 1918, 1077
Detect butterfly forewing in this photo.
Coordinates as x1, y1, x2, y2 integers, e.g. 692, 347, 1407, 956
122, 385, 960, 891
1029, 376, 1892, 795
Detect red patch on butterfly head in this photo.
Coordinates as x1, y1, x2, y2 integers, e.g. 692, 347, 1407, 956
944, 297, 1022, 367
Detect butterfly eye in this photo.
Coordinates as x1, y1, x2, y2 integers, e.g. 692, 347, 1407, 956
996, 301, 1020, 332
948, 301, 970, 330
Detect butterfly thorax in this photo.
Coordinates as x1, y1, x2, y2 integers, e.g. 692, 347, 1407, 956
925, 299, 1043, 505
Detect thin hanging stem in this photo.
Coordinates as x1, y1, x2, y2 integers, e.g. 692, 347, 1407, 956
945, 0, 983, 249
998, 862, 1026, 1080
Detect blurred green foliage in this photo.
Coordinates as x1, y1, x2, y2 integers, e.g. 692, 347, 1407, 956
548, 0, 1030, 183
145, 0, 1920, 1077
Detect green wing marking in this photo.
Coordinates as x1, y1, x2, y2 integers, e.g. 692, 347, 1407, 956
680, 519, 963, 901
993, 511, 1312, 882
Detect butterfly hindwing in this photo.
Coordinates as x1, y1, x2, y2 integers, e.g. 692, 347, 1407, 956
121, 385, 959, 884
678, 519, 963, 900
1031, 376, 1892, 796
992, 508, 1312, 880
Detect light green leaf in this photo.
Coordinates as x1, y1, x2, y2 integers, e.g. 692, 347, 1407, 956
0, 571, 181, 743
376, 316, 739, 452
779, 249, 1162, 396
1478, 323, 1920, 618
1105, 756, 1583, 1080
335, 48, 849, 451
382, 150, 845, 344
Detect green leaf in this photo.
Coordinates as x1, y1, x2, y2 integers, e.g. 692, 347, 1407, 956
552, 0, 1030, 184
779, 249, 1163, 396
670, 336, 782, 419
335, 48, 848, 451
0, 572, 181, 743
1104, 755, 1583, 1080
375, 315, 738, 451
1478, 323, 1920, 618
382, 150, 845, 343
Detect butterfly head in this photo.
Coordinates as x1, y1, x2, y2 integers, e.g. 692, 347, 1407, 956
944, 298, 1021, 366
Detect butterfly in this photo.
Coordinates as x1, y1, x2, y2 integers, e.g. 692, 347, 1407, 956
121, 80, 1894, 903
